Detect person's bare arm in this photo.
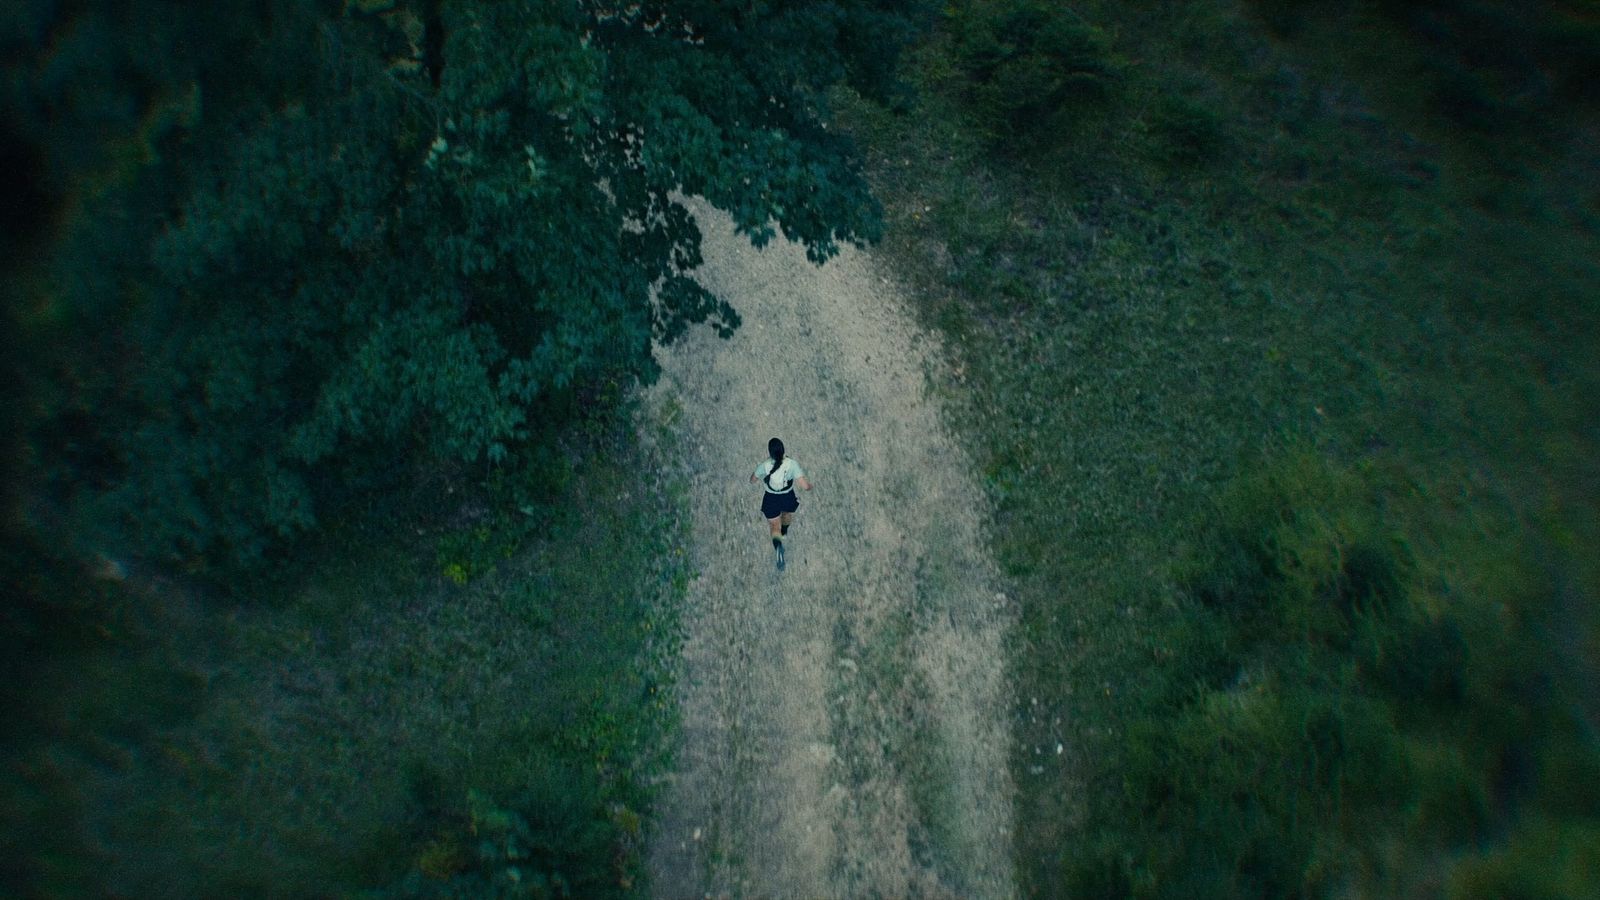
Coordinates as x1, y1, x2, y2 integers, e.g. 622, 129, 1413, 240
797, 476, 813, 491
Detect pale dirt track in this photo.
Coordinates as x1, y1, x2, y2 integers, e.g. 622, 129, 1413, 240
643, 202, 1016, 899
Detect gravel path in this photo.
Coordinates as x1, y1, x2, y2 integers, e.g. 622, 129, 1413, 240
645, 201, 1015, 899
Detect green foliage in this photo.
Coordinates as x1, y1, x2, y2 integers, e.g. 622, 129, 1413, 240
839, 0, 1600, 893
1176, 452, 1410, 647
10, 0, 932, 569
1111, 455, 1412, 892
11, 1, 915, 888
0, 435, 689, 896
1384, 1, 1600, 120
942, 0, 1119, 146
1448, 818, 1600, 900
1150, 93, 1233, 166
377, 780, 628, 899
1048, 448, 1600, 897
436, 525, 498, 584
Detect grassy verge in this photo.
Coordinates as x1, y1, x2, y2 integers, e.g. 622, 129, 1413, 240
836, 0, 1600, 895
1, 399, 689, 896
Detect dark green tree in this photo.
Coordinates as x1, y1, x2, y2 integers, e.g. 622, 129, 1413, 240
10, 0, 931, 567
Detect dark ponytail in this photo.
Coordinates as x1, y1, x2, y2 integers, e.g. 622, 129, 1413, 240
767, 437, 787, 489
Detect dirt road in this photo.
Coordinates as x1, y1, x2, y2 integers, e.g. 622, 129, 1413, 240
644, 202, 1016, 899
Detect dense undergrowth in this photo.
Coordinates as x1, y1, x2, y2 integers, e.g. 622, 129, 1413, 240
1, 405, 689, 896
840, 0, 1600, 895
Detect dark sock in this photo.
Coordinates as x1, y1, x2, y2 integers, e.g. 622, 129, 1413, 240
781, 523, 789, 536
772, 536, 782, 548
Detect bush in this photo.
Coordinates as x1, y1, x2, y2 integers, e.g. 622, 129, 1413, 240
377, 775, 630, 899
1080, 448, 1600, 895
1151, 94, 1234, 167
1247, 0, 1318, 38
1448, 819, 1600, 900
944, 0, 1120, 147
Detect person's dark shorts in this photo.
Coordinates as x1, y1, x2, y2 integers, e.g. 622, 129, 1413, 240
760, 489, 799, 519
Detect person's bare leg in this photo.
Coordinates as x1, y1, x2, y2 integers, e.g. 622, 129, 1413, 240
779, 512, 795, 533
767, 515, 786, 570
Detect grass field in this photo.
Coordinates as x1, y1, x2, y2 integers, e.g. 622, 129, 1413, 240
837, 0, 1600, 895
1, 402, 689, 896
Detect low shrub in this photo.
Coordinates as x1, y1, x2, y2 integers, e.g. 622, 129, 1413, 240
943, 0, 1120, 147
377, 774, 631, 899
1448, 818, 1600, 900
1150, 94, 1234, 166
1086, 449, 1600, 894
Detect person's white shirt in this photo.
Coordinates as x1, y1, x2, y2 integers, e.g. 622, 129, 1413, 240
754, 458, 804, 493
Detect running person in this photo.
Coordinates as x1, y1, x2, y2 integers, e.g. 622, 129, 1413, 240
750, 437, 813, 570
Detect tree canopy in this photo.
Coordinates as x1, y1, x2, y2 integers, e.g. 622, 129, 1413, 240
6, 0, 931, 567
